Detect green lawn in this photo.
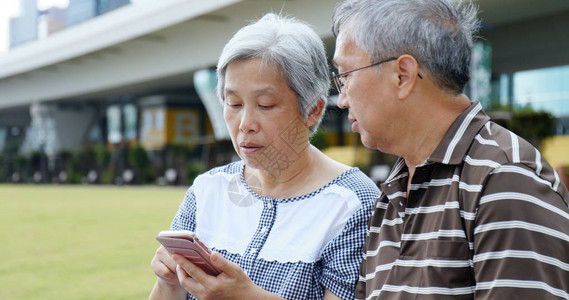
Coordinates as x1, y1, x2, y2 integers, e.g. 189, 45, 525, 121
0, 184, 187, 300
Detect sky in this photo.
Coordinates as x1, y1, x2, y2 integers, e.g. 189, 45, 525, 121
0, 0, 69, 53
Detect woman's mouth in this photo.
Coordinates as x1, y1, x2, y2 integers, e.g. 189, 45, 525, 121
239, 143, 263, 154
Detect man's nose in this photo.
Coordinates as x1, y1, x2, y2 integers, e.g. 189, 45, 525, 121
337, 93, 349, 109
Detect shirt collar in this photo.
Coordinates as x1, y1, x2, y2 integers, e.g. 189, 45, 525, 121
382, 101, 489, 186
427, 101, 490, 165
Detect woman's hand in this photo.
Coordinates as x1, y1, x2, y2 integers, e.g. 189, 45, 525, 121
149, 245, 186, 299
152, 245, 180, 285
173, 252, 283, 300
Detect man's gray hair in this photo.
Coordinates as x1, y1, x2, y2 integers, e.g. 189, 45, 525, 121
332, 0, 479, 94
217, 13, 330, 134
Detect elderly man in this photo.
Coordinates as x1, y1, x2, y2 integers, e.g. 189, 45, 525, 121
331, 0, 569, 299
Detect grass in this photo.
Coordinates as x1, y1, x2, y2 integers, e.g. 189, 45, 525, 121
0, 184, 187, 300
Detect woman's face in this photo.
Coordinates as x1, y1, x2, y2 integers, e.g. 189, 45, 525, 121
223, 58, 312, 174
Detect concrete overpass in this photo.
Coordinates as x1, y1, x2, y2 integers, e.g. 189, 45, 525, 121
0, 0, 568, 153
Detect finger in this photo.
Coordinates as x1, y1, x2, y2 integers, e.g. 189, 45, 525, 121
176, 264, 204, 295
172, 254, 211, 284
151, 246, 177, 273
151, 247, 175, 276
210, 252, 242, 277
176, 263, 190, 281
151, 254, 179, 285
155, 246, 178, 273
154, 263, 180, 285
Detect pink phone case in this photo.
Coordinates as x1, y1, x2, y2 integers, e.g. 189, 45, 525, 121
156, 233, 221, 276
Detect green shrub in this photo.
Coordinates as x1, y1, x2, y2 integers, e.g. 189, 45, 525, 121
507, 108, 556, 147
93, 144, 111, 168
310, 127, 329, 150
186, 162, 204, 185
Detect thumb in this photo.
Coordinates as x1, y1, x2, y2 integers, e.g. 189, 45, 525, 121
210, 252, 244, 277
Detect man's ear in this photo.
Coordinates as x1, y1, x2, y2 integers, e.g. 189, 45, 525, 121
396, 55, 421, 100
306, 98, 326, 127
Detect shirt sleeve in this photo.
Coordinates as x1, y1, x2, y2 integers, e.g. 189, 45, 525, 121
170, 185, 197, 232
318, 194, 374, 299
473, 163, 569, 299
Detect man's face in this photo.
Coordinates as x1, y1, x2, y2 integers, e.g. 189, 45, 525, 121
333, 32, 401, 154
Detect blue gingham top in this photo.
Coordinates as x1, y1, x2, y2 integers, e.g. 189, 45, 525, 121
171, 161, 379, 299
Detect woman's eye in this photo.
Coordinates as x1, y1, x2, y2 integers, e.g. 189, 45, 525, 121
226, 102, 242, 108
259, 105, 274, 110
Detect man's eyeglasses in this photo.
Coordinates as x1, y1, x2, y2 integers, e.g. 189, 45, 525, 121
332, 57, 423, 93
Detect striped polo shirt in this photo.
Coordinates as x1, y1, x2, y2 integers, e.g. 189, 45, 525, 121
356, 101, 569, 300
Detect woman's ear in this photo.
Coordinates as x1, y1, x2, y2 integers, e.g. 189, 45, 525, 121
306, 99, 325, 126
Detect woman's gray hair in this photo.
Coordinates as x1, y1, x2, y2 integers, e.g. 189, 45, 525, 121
217, 13, 330, 135
332, 0, 480, 94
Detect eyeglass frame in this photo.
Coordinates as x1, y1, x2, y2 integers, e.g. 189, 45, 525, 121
331, 57, 423, 93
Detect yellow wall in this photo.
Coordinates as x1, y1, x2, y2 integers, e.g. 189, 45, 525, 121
322, 146, 373, 167
165, 109, 201, 144
322, 135, 569, 170
541, 135, 569, 168
322, 132, 371, 167
140, 107, 214, 150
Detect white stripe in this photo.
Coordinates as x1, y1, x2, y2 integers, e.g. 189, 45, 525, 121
410, 175, 459, 189
405, 201, 459, 214
485, 121, 492, 135
387, 172, 408, 184
474, 220, 569, 243
443, 102, 482, 164
369, 217, 404, 234
410, 175, 483, 192
365, 289, 381, 300
490, 165, 558, 193
402, 229, 466, 241
475, 134, 499, 146
382, 284, 475, 295
535, 149, 543, 176
395, 258, 472, 268
465, 156, 501, 169
366, 240, 401, 257
554, 169, 561, 191
474, 250, 569, 271
386, 191, 406, 200
368, 226, 381, 234
476, 279, 569, 299
363, 262, 395, 281
510, 131, 520, 163
385, 160, 405, 182
376, 201, 388, 209
460, 210, 477, 221
382, 217, 404, 226
480, 192, 569, 221
459, 181, 483, 192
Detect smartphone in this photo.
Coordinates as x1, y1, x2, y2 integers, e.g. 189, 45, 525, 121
156, 230, 221, 276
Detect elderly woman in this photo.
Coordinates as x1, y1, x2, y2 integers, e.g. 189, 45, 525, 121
149, 13, 380, 300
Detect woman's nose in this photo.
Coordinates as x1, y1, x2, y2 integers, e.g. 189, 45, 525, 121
239, 108, 260, 133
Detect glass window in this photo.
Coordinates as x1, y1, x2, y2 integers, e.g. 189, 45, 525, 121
513, 65, 569, 116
